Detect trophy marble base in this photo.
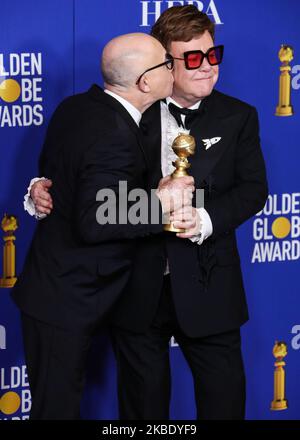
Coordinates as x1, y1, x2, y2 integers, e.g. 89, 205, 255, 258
0, 277, 17, 288
271, 399, 288, 410
275, 105, 293, 116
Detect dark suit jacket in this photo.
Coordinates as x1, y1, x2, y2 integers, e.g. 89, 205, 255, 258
112, 89, 269, 338
12, 84, 163, 331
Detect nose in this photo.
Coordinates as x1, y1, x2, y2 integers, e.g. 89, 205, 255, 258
199, 57, 212, 71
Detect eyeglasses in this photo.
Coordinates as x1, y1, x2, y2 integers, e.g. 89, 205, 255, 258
172, 45, 224, 70
136, 53, 174, 85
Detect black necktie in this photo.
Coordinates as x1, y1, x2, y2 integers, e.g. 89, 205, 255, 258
168, 102, 202, 130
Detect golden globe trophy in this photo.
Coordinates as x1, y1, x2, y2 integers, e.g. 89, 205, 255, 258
0, 214, 18, 288
275, 45, 294, 116
271, 341, 288, 410
164, 133, 196, 233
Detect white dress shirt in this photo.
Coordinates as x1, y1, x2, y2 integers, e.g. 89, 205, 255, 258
161, 97, 213, 245
104, 89, 142, 126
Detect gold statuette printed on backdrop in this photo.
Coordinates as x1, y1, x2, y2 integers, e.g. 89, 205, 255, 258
0, 214, 18, 288
271, 341, 288, 410
275, 45, 294, 116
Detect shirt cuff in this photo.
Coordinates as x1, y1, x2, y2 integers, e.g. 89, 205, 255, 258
189, 207, 213, 245
23, 177, 47, 220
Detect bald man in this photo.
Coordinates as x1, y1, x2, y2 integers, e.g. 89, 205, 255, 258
11, 33, 192, 420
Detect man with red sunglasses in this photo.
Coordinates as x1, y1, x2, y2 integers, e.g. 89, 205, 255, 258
109, 6, 268, 420
26, 6, 268, 420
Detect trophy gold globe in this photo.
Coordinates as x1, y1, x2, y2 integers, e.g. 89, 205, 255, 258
271, 341, 288, 410
275, 45, 294, 116
0, 214, 18, 288
164, 133, 196, 233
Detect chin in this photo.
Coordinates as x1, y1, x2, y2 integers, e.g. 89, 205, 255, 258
189, 81, 214, 98
193, 88, 213, 100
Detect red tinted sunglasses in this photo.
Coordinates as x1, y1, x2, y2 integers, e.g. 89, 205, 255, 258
172, 45, 224, 70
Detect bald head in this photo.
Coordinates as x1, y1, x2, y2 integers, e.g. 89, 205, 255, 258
101, 33, 165, 89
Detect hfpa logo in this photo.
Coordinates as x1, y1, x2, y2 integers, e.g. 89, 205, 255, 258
140, 1, 223, 27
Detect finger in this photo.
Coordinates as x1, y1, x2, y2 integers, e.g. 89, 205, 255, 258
184, 220, 197, 229
180, 214, 196, 224
184, 185, 195, 193
43, 179, 53, 187
174, 181, 194, 191
159, 176, 171, 186
182, 199, 193, 207
36, 207, 51, 215
170, 209, 184, 221
36, 190, 52, 201
170, 207, 183, 218
171, 207, 195, 220
171, 213, 193, 223
175, 220, 196, 230
176, 232, 195, 239
35, 197, 53, 209
36, 191, 53, 203
184, 184, 195, 192
32, 195, 51, 207
34, 179, 52, 193
180, 176, 194, 184
173, 221, 190, 230
32, 187, 48, 198
37, 182, 51, 192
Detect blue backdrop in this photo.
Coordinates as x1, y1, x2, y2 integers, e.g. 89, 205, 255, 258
0, 0, 299, 420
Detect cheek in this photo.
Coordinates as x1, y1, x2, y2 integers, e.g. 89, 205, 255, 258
173, 67, 194, 89
164, 73, 174, 92
164, 70, 173, 84
212, 66, 219, 83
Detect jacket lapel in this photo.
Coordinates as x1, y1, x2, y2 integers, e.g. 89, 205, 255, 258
189, 90, 240, 186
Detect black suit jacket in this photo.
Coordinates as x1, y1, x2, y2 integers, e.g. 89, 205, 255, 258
112, 89, 268, 337
12, 84, 163, 331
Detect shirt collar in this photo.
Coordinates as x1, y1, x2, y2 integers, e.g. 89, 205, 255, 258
104, 89, 142, 126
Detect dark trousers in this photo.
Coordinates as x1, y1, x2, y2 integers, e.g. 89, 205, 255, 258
111, 275, 246, 420
21, 313, 92, 420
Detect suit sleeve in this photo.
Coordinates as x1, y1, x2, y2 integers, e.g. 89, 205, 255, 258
205, 106, 268, 239
75, 133, 163, 244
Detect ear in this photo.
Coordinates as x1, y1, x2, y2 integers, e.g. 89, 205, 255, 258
137, 75, 151, 93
